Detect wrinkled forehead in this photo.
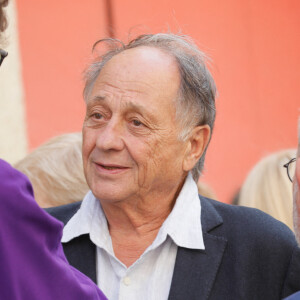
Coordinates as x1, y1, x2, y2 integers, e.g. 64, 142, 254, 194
101, 46, 179, 81
89, 46, 181, 103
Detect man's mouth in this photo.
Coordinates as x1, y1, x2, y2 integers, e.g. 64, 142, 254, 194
101, 165, 123, 170
96, 163, 128, 171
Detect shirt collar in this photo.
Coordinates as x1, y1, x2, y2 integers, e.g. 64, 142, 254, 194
62, 173, 204, 251
62, 191, 114, 253
153, 173, 205, 250
61, 191, 95, 243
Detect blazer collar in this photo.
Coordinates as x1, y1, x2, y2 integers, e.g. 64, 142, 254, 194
63, 233, 97, 284
200, 196, 223, 233
168, 196, 227, 300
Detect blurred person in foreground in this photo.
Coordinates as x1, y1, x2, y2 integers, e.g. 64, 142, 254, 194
0, 160, 107, 300
284, 119, 300, 300
237, 149, 296, 230
47, 33, 300, 300
0, 2, 106, 299
15, 132, 89, 208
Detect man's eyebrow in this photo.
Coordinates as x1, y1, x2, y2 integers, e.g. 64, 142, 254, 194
87, 96, 157, 120
86, 95, 106, 109
123, 102, 155, 118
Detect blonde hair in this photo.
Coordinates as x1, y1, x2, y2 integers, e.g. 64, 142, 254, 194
14, 132, 89, 208
239, 149, 297, 230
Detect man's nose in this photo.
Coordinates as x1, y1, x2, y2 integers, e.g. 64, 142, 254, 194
96, 119, 125, 151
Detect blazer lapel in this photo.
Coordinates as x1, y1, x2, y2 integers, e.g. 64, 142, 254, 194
63, 234, 97, 284
46, 203, 97, 283
168, 197, 227, 300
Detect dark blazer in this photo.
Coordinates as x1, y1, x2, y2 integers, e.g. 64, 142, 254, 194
47, 196, 300, 300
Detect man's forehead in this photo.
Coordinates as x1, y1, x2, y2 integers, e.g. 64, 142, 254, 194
87, 94, 157, 115
88, 46, 181, 101
102, 46, 178, 77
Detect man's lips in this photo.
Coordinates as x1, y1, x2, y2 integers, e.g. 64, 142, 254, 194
94, 162, 129, 174
95, 162, 128, 169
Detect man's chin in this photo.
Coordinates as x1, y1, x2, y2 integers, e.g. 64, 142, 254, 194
92, 186, 131, 204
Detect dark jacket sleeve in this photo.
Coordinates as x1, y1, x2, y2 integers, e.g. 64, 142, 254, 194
282, 245, 300, 298
202, 198, 300, 300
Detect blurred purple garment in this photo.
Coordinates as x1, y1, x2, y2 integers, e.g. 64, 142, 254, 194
285, 291, 300, 299
0, 159, 107, 300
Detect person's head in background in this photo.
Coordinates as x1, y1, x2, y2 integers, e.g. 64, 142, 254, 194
293, 118, 300, 243
15, 132, 89, 208
238, 149, 297, 231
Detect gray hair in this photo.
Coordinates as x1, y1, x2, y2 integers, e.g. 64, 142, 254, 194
83, 33, 217, 181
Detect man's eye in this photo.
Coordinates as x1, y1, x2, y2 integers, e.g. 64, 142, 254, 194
132, 119, 143, 127
92, 113, 103, 119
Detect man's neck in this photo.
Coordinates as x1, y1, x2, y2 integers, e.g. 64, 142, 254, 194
109, 208, 171, 267
100, 183, 183, 267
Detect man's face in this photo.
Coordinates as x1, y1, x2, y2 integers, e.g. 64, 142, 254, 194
82, 46, 189, 205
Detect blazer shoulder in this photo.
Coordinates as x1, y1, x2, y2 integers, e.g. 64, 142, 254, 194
45, 202, 82, 225
201, 196, 297, 248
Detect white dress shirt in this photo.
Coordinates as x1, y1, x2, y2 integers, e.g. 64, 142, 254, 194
62, 173, 205, 300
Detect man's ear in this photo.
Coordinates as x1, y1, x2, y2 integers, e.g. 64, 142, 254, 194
182, 125, 211, 172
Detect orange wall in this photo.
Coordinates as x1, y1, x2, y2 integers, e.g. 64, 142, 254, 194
16, 0, 300, 203
17, 0, 107, 146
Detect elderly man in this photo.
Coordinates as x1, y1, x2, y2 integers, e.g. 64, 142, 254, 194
48, 34, 300, 300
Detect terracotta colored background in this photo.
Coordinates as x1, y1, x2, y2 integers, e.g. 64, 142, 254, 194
16, 0, 300, 203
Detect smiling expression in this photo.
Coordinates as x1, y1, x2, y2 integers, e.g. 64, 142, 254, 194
82, 46, 190, 205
